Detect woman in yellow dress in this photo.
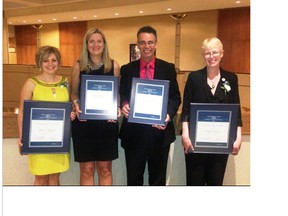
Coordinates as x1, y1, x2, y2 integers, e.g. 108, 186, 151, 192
17, 46, 75, 185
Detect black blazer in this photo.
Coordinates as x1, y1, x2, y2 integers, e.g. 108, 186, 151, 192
181, 67, 242, 126
119, 58, 181, 148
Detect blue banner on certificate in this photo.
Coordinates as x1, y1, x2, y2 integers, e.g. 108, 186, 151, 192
79, 74, 118, 120
128, 78, 170, 126
21, 100, 72, 154
189, 103, 240, 154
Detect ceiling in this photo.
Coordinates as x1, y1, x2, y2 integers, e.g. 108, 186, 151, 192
3, 0, 250, 25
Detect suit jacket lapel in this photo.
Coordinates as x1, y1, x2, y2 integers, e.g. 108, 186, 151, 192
213, 69, 226, 102
200, 68, 214, 102
131, 60, 140, 78
153, 59, 162, 80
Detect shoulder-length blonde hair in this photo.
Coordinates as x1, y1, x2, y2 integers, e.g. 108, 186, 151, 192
79, 27, 112, 73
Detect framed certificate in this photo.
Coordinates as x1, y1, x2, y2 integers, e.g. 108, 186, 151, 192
128, 78, 170, 126
21, 100, 72, 154
79, 74, 118, 120
189, 103, 240, 154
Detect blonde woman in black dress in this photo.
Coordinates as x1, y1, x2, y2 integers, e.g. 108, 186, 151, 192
70, 27, 120, 185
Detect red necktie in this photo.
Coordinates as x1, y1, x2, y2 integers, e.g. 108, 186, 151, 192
145, 64, 152, 79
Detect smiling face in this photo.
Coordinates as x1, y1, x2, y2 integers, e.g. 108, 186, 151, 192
137, 32, 157, 62
202, 38, 224, 68
41, 53, 59, 74
87, 32, 105, 57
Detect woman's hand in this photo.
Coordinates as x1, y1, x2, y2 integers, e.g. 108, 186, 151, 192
181, 122, 194, 154
232, 127, 242, 155
232, 139, 241, 155
70, 111, 76, 121
153, 114, 170, 130
18, 138, 23, 156
121, 103, 130, 119
182, 135, 194, 154
73, 102, 86, 122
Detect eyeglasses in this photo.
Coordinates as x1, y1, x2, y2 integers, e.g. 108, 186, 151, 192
138, 41, 156, 46
204, 51, 221, 57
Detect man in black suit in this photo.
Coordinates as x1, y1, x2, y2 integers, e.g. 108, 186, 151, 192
119, 26, 181, 186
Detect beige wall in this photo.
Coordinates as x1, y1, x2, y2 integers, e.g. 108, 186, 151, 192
180, 10, 218, 70
21, 10, 218, 70
89, 10, 218, 70
40, 23, 60, 48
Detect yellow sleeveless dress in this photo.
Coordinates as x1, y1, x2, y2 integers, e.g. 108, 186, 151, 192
28, 76, 70, 175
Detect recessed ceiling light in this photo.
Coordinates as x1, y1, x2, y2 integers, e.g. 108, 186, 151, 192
93, 15, 97, 18
23, 20, 27, 23
236, 1, 241, 3
53, 18, 57, 21
167, 8, 172, 11
139, 10, 144, 14
115, 13, 119, 16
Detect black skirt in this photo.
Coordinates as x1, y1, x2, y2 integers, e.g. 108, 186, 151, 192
71, 119, 119, 162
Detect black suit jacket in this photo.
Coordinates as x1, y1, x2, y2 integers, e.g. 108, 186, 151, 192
119, 58, 181, 148
181, 66, 242, 126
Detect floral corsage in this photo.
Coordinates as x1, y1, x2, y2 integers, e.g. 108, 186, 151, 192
59, 81, 69, 88
220, 78, 231, 95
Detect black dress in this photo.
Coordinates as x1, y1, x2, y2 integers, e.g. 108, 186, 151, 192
72, 62, 119, 162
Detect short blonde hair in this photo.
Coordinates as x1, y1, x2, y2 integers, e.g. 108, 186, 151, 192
35, 46, 62, 69
201, 37, 223, 54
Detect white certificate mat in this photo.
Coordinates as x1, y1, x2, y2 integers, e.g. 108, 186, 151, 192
133, 83, 163, 120
30, 108, 65, 146
85, 80, 114, 113
80, 75, 118, 120
195, 111, 231, 148
128, 78, 170, 126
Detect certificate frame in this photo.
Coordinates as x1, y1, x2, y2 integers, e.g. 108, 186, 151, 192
128, 78, 170, 126
189, 103, 240, 154
21, 100, 72, 154
79, 74, 118, 120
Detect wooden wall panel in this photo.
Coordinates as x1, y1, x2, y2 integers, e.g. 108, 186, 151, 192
15, 26, 37, 64
60, 44, 75, 66
59, 21, 87, 66
15, 45, 37, 65
243, 41, 250, 73
221, 39, 246, 73
218, 7, 250, 74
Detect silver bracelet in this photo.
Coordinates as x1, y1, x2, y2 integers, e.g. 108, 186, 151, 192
73, 99, 79, 104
